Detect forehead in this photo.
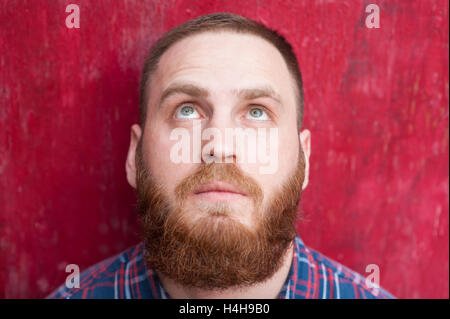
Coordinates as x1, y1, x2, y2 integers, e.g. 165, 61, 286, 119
149, 31, 297, 107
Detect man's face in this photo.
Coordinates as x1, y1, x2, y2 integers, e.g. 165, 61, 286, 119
127, 31, 310, 290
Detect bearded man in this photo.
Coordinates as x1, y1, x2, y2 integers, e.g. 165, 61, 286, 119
48, 12, 394, 299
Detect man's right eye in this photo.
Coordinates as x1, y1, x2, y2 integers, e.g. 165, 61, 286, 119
174, 104, 200, 119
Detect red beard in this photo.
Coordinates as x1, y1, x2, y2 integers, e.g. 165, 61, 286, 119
136, 144, 305, 291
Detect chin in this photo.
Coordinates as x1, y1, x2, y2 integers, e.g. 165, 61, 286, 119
178, 200, 252, 226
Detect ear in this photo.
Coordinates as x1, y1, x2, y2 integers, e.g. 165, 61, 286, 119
125, 124, 142, 189
299, 129, 311, 190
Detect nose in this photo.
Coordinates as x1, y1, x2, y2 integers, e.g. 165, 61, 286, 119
201, 115, 237, 164
202, 138, 236, 164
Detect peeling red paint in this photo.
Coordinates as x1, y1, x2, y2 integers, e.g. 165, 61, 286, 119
0, 0, 448, 298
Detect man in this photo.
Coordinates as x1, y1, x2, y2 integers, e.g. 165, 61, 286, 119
48, 12, 394, 299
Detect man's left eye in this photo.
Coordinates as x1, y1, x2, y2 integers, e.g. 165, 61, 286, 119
246, 107, 269, 120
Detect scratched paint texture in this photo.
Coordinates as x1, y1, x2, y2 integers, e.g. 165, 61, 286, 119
0, 0, 448, 298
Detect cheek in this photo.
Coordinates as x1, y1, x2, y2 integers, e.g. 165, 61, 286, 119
146, 128, 171, 168
233, 127, 299, 192
252, 128, 299, 174
278, 131, 300, 171
145, 126, 200, 196
259, 130, 300, 198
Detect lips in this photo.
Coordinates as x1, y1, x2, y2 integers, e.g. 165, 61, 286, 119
193, 181, 247, 197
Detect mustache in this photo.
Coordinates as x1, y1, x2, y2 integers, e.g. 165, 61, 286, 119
174, 163, 264, 204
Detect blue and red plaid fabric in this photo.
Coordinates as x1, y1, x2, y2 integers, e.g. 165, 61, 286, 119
47, 236, 395, 299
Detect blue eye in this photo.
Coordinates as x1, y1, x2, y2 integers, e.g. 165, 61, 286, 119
175, 104, 200, 119
246, 107, 269, 120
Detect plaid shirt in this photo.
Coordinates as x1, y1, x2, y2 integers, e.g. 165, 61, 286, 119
47, 236, 394, 299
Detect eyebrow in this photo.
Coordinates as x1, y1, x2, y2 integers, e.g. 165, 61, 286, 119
158, 82, 282, 106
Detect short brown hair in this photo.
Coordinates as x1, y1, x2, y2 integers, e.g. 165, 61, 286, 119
139, 12, 304, 129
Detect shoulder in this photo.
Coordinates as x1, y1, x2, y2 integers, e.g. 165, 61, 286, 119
291, 237, 395, 299
46, 243, 148, 299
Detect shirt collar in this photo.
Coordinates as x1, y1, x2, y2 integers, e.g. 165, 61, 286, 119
277, 236, 314, 299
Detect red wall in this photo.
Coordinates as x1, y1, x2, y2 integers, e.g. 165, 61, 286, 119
0, 0, 448, 298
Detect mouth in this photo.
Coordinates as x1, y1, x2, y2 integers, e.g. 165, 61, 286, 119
193, 181, 247, 201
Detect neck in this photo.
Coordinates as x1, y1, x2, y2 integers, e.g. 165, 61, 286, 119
156, 241, 294, 299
